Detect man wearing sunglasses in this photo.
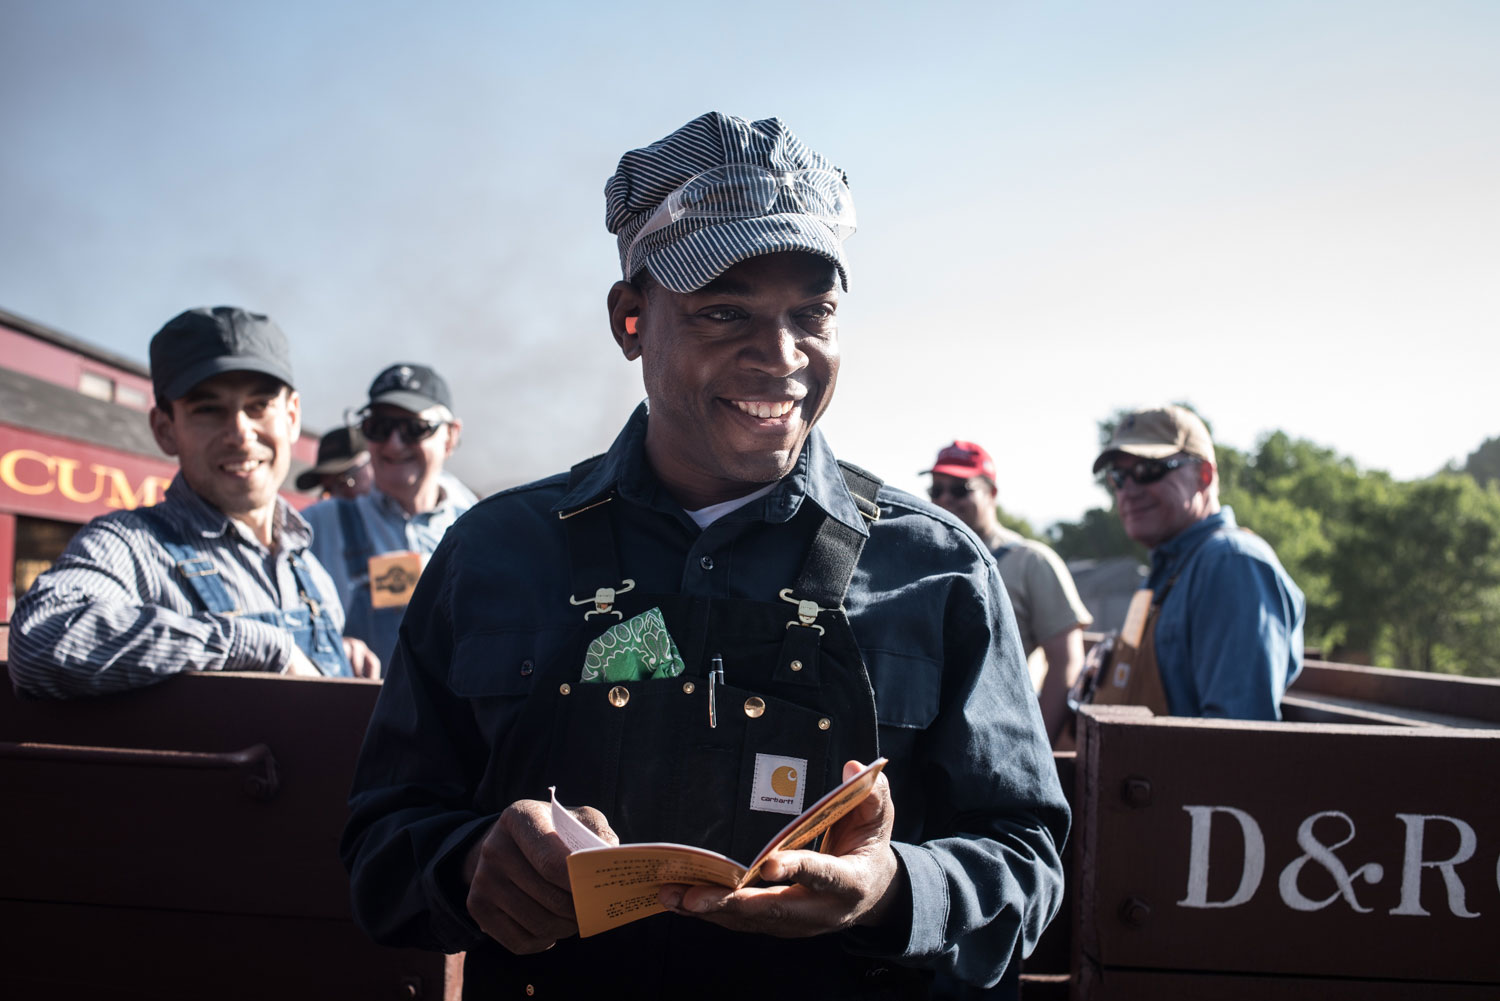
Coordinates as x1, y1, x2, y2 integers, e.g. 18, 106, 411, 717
9, 306, 375, 697
925, 441, 1092, 745
1086, 405, 1305, 721
342, 113, 1067, 999
304, 363, 475, 670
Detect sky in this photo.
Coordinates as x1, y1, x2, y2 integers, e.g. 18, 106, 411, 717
2, 0, 1497, 530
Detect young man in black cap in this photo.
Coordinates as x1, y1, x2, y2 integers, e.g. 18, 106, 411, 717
9, 306, 379, 698
304, 363, 474, 669
295, 425, 372, 500
341, 114, 1067, 998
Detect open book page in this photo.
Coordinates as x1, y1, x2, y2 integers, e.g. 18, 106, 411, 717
549, 786, 609, 852
559, 758, 886, 938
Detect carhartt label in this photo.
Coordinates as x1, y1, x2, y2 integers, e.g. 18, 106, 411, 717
750, 754, 807, 816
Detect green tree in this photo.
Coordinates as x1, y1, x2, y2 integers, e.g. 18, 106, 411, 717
1365, 475, 1500, 675
1462, 435, 1500, 488
1049, 507, 1146, 563
995, 503, 1040, 541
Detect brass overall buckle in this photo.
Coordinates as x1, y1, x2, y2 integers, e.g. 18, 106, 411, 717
569, 579, 636, 620
779, 588, 832, 635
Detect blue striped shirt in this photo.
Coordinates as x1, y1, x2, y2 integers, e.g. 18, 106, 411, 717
8, 476, 345, 699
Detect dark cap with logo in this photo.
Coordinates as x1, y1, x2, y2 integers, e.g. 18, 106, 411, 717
294, 426, 369, 492
149, 306, 295, 404
367, 363, 453, 414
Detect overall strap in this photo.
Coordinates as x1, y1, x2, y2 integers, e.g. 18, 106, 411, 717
558, 456, 631, 620
286, 550, 354, 677
336, 497, 375, 582
786, 461, 882, 608
286, 550, 336, 625
774, 461, 882, 692
136, 504, 242, 615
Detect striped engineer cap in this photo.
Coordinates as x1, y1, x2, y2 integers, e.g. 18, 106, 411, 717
605, 112, 853, 293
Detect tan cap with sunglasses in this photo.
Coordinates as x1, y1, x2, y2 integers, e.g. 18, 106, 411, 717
1092, 406, 1215, 473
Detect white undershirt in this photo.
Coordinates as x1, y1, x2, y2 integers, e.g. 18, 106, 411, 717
684, 483, 778, 529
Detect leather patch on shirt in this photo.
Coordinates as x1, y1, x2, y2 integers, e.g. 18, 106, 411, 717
368, 551, 422, 608
750, 753, 808, 816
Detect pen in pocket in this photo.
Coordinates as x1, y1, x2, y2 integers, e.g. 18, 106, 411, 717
709, 653, 725, 728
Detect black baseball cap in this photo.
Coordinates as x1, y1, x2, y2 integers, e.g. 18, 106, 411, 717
367, 363, 453, 414
150, 306, 295, 403
294, 426, 369, 492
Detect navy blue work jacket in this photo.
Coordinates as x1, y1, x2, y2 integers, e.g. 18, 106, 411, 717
341, 404, 1069, 990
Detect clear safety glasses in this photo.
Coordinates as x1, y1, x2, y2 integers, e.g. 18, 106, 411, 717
625, 165, 857, 276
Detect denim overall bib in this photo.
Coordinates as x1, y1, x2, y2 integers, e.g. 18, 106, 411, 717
462, 461, 931, 999
335, 498, 406, 665
142, 508, 352, 677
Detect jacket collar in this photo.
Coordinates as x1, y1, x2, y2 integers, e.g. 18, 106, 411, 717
1152, 505, 1235, 567
553, 402, 869, 538
163, 474, 311, 551
367, 481, 461, 521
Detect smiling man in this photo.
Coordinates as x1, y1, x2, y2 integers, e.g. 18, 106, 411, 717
341, 113, 1068, 1000
1084, 405, 1305, 720
9, 306, 375, 699
303, 363, 474, 668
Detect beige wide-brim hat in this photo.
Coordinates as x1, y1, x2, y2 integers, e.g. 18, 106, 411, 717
1092, 405, 1215, 473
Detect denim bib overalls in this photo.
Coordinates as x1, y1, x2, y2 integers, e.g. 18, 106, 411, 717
463, 461, 932, 999
334, 497, 407, 667
143, 507, 352, 677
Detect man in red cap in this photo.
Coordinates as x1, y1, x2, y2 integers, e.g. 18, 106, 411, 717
926, 441, 1092, 744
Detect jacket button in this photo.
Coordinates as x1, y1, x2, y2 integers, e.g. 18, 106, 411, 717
520, 660, 533, 677
699, 555, 714, 570
743, 697, 766, 718
609, 685, 631, 707
559, 684, 571, 696
682, 681, 696, 694
818, 717, 831, 730
789, 659, 803, 672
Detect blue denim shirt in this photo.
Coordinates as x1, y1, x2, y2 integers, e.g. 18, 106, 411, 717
1146, 506, 1306, 720
341, 404, 1068, 990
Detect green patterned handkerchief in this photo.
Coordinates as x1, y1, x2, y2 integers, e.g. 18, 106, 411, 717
581, 607, 686, 683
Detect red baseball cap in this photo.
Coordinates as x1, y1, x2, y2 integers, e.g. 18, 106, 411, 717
924, 441, 997, 483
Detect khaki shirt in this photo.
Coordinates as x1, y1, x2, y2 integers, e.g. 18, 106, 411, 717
988, 526, 1093, 656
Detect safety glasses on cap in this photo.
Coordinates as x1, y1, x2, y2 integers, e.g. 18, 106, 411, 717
625, 165, 857, 276
1103, 456, 1200, 489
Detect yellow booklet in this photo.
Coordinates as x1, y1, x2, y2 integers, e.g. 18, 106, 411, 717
554, 758, 887, 938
